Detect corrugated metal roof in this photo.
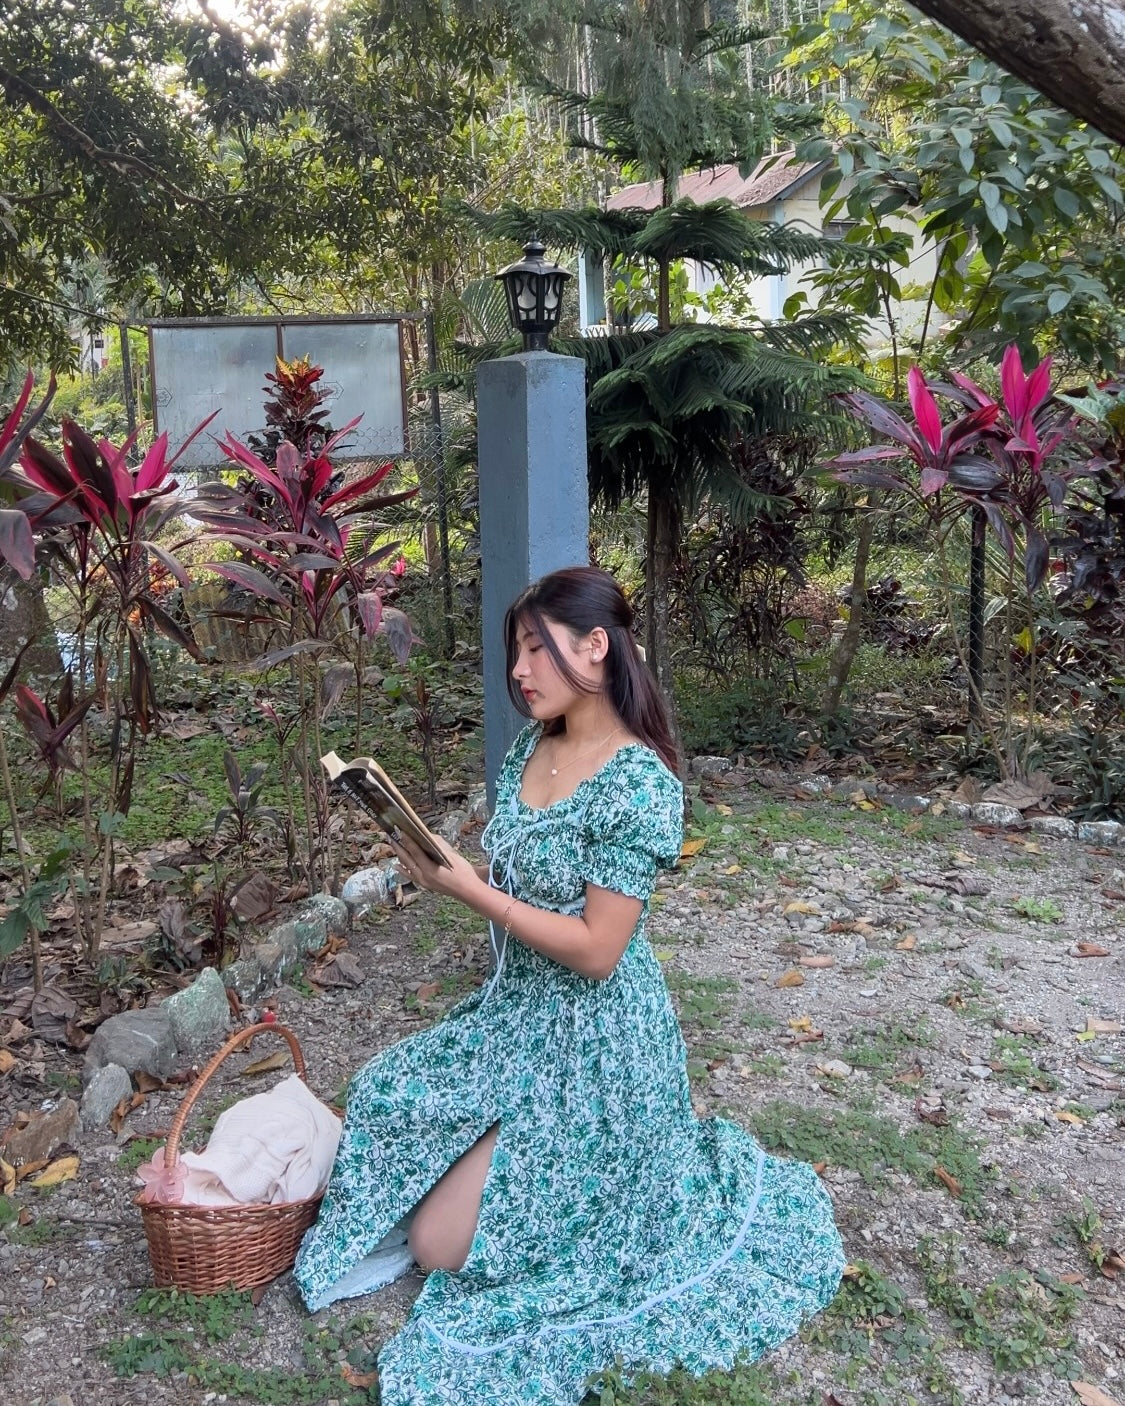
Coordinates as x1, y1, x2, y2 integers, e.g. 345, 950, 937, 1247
605, 155, 825, 212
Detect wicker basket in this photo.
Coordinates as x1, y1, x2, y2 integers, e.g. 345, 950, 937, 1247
136, 1022, 333, 1295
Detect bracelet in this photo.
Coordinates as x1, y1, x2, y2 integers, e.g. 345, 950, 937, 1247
501, 899, 516, 936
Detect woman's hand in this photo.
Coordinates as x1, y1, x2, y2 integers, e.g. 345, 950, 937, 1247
390, 833, 483, 904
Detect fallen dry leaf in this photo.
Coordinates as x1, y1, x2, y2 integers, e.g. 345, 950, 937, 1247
340, 1364, 378, 1389
1055, 1110, 1085, 1126
723, 864, 742, 876
679, 838, 707, 858
242, 1050, 290, 1077
311, 952, 364, 988
934, 1165, 962, 1198
1071, 1383, 1123, 1406
788, 1015, 814, 1033
27, 1153, 79, 1188
714, 804, 733, 817
1072, 942, 1110, 958
0, 1049, 15, 1076
0, 1156, 15, 1194
1086, 1018, 1122, 1034
799, 955, 835, 969
914, 1098, 949, 1126
776, 969, 806, 988
895, 934, 917, 951
415, 982, 441, 1002
784, 900, 820, 915
812, 1160, 828, 1177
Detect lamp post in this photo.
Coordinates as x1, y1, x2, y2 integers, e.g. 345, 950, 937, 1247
478, 239, 589, 801
495, 239, 571, 351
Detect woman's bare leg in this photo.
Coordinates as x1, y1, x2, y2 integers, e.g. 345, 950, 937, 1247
408, 1124, 499, 1273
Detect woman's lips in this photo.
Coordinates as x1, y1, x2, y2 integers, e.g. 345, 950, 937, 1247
521, 688, 536, 701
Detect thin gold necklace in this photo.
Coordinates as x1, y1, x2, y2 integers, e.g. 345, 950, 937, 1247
550, 727, 621, 777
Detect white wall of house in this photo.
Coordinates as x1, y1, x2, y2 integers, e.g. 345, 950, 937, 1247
584, 170, 942, 352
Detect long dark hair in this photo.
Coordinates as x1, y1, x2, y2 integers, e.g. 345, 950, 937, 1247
503, 566, 678, 774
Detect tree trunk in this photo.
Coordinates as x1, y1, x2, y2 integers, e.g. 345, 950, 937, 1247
908, 0, 1125, 146
645, 488, 682, 755
0, 566, 61, 682
821, 500, 877, 718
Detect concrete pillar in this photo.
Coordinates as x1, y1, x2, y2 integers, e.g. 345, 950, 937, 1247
477, 351, 589, 801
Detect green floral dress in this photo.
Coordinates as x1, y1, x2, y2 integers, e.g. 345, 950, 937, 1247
295, 724, 844, 1404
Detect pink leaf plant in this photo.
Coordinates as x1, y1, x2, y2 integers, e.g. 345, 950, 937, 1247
192, 423, 418, 656
828, 346, 1093, 591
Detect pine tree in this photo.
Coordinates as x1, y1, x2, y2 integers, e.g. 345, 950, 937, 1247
473, 0, 870, 729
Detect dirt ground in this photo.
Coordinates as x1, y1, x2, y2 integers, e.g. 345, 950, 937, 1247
2, 769, 1122, 1406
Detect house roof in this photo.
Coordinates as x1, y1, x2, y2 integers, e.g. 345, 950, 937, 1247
605, 155, 826, 212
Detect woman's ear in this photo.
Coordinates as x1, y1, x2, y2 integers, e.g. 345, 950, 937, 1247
587, 626, 610, 663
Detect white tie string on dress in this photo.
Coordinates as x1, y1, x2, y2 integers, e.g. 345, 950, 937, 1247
478, 799, 586, 1006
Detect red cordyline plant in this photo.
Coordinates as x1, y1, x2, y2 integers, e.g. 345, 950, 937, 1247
826, 345, 1094, 777
0, 370, 57, 576
0, 393, 215, 958
190, 422, 418, 891
828, 347, 1088, 591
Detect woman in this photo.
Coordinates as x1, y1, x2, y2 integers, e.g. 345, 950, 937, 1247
295, 566, 844, 1404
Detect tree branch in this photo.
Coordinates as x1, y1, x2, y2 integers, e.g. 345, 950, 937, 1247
0, 62, 205, 206
908, 0, 1125, 146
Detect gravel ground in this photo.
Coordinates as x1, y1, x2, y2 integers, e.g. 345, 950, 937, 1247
1, 769, 1122, 1406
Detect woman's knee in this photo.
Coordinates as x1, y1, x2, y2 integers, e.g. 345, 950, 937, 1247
408, 1204, 468, 1273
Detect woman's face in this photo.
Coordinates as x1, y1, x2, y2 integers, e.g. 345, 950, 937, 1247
511, 615, 601, 718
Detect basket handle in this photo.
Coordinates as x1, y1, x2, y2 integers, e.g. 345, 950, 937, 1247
162, 1022, 306, 1170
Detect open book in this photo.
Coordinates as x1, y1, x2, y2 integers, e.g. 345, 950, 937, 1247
321, 751, 452, 869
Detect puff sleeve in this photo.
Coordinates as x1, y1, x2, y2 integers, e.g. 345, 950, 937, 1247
581, 749, 684, 901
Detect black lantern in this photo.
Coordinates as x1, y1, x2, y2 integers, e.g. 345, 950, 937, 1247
496, 238, 571, 351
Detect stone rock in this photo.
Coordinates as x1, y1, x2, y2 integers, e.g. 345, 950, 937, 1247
222, 954, 264, 1001
948, 801, 973, 819
164, 967, 231, 1052
341, 864, 398, 912
84, 1008, 177, 1082
888, 793, 932, 813
1026, 815, 1078, 840
689, 755, 732, 778
253, 940, 287, 987
270, 914, 328, 959
832, 779, 879, 802
970, 802, 1023, 827
437, 810, 468, 845
966, 1064, 993, 1080
295, 893, 349, 939
80, 1063, 133, 1129
2, 1097, 79, 1165
467, 788, 490, 823
958, 957, 992, 983
1077, 819, 1123, 845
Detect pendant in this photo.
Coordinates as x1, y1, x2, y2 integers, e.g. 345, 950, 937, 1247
550, 767, 558, 776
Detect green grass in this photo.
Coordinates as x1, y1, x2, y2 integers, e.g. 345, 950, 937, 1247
989, 1034, 1059, 1091
839, 1017, 936, 1079
918, 1233, 1083, 1375
666, 972, 739, 1032
1010, 896, 1064, 924
104, 1291, 379, 1405
749, 1099, 995, 1215
118, 1136, 163, 1174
